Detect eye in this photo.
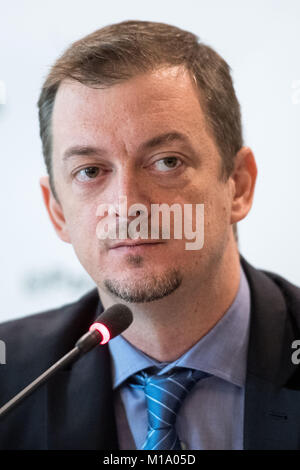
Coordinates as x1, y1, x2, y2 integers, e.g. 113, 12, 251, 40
75, 167, 102, 182
153, 157, 182, 172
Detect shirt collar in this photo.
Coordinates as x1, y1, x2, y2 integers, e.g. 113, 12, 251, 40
108, 263, 250, 389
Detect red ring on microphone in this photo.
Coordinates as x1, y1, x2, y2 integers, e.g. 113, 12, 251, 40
89, 322, 111, 345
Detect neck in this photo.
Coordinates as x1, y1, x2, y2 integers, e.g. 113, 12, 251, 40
99, 238, 241, 362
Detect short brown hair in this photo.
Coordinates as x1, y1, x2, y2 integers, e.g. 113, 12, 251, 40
38, 20, 242, 242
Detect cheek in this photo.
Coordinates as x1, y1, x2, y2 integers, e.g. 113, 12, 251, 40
63, 203, 99, 251
181, 178, 229, 237
204, 192, 231, 245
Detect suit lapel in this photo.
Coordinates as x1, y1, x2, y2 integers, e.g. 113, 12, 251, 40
241, 255, 300, 449
46, 343, 119, 450
45, 294, 119, 450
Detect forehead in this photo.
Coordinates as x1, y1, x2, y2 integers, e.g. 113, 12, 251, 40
52, 66, 210, 154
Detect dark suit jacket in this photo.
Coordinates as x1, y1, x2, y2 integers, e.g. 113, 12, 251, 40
1, 254, 300, 450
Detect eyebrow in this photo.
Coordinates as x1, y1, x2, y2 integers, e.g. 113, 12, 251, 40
62, 131, 192, 162
138, 131, 191, 151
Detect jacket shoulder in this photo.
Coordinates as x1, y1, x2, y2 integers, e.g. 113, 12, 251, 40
0, 287, 100, 348
241, 254, 300, 316
260, 267, 300, 324
0, 288, 101, 401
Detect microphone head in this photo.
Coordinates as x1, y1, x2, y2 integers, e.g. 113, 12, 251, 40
89, 304, 133, 344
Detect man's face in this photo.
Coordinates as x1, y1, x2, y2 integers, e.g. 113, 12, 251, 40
49, 66, 235, 303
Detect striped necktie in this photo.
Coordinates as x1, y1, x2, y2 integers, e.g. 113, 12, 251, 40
128, 367, 209, 450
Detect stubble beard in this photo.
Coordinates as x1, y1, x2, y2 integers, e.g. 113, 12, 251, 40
103, 254, 183, 303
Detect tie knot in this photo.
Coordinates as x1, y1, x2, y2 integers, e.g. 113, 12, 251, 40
129, 367, 209, 431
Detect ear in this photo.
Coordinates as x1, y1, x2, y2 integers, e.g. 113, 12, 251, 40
39, 175, 71, 243
229, 146, 258, 224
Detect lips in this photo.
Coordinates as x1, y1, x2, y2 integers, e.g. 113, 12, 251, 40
109, 240, 163, 249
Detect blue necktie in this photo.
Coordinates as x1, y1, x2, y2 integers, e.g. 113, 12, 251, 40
128, 367, 209, 450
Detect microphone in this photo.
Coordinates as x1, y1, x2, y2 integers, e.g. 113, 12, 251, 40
0, 304, 133, 420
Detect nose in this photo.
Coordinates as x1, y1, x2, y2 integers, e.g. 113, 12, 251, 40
111, 164, 152, 220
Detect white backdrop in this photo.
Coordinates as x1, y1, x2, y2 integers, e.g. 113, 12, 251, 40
0, 0, 299, 322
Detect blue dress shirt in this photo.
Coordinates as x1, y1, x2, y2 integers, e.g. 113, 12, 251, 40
108, 263, 251, 450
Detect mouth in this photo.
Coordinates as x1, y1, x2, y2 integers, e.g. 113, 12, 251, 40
109, 240, 164, 250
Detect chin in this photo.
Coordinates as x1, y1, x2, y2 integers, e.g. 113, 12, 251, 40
101, 265, 183, 303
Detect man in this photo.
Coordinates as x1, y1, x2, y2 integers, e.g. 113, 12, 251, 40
0, 20, 300, 450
